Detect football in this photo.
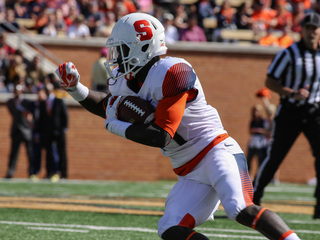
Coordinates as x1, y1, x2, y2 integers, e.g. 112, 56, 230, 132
117, 96, 155, 124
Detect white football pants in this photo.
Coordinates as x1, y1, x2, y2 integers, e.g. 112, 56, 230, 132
158, 137, 253, 237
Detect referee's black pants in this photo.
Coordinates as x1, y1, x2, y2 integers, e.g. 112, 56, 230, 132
253, 103, 320, 207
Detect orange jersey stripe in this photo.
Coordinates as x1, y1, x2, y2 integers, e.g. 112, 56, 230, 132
173, 133, 229, 176
251, 208, 267, 229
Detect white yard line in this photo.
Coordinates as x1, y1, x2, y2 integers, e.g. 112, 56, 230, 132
2, 220, 317, 239
27, 227, 89, 233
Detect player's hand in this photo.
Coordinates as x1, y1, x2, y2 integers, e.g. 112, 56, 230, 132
105, 95, 121, 130
55, 62, 80, 91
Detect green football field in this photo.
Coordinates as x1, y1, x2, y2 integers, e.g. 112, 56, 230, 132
0, 179, 319, 240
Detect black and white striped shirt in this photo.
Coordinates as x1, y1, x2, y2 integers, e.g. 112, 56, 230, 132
267, 40, 320, 105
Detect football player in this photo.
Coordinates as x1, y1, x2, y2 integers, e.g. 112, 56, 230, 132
55, 13, 301, 240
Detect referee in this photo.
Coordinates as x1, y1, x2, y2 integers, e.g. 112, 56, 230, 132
253, 13, 320, 219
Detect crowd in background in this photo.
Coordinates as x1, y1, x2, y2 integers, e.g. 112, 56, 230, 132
0, 0, 319, 93
0, 0, 318, 43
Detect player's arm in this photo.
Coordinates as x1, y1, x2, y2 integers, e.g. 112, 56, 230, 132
105, 92, 190, 148
55, 62, 108, 118
125, 122, 172, 148
124, 91, 191, 148
106, 62, 197, 148
79, 90, 110, 118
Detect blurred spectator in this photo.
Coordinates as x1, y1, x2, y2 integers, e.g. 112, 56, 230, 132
274, 2, 293, 32
278, 27, 294, 48
29, 84, 47, 181
173, 2, 189, 30
55, 8, 67, 33
291, 2, 305, 33
5, 84, 34, 179
120, 0, 137, 14
24, 77, 37, 94
33, 8, 49, 34
26, 55, 46, 85
251, 0, 277, 34
153, 5, 165, 24
135, 0, 153, 14
246, 103, 269, 179
67, 14, 91, 38
0, 47, 9, 92
14, 49, 30, 67
259, 90, 280, 184
216, 0, 237, 30
114, 1, 130, 20
258, 28, 279, 46
180, 15, 207, 42
198, 0, 218, 29
45, 0, 61, 9
60, 0, 80, 19
42, 10, 58, 36
0, 33, 15, 55
63, 5, 79, 27
98, 0, 116, 13
291, 0, 312, 11
13, 1, 30, 19
94, 11, 116, 37
91, 47, 110, 92
27, 0, 46, 19
163, 12, 179, 44
86, 1, 105, 36
0, 8, 23, 33
235, 1, 254, 29
5, 54, 27, 92
40, 83, 69, 181
213, 0, 238, 42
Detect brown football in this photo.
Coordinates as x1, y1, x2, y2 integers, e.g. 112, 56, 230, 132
117, 96, 155, 124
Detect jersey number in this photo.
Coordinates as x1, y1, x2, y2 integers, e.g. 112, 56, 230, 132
134, 20, 153, 41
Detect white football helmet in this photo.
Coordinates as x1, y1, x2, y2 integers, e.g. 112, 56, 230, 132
105, 13, 167, 81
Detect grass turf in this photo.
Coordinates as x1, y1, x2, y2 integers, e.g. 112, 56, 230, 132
0, 179, 319, 240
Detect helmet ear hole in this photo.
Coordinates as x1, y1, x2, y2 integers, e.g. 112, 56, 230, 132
141, 44, 149, 52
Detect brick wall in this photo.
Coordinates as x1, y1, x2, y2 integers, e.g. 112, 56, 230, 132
0, 44, 315, 183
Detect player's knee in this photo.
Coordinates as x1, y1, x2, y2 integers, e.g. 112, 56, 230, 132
161, 226, 209, 240
222, 200, 245, 221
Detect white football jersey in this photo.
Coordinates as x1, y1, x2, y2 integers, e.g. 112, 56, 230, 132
108, 56, 227, 168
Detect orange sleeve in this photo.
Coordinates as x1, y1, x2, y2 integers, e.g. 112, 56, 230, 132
154, 89, 197, 138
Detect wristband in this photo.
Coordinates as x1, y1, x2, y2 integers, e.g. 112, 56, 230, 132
67, 82, 89, 101
105, 119, 132, 138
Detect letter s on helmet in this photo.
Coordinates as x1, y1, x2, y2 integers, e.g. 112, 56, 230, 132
104, 13, 167, 81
